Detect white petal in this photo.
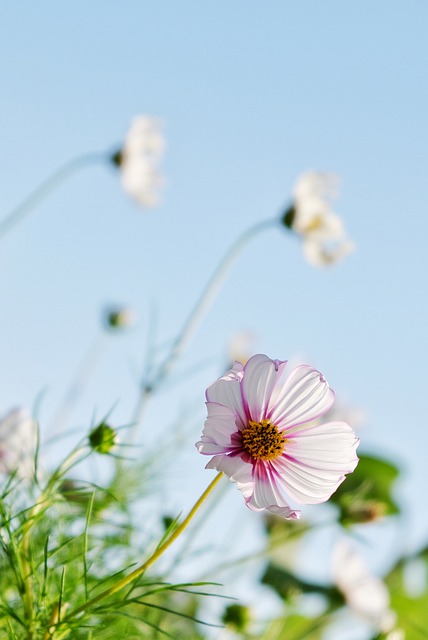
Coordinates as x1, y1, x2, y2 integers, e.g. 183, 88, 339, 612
287, 421, 360, 471
196, 402, 240, 455
271, 457, 345, 504
303, 238, 355, 267
120, 115, 165, 207
268, 365, 335, 429
124, 116, 165, 155
270, 422, 359, 504
241, 354, 287, 421
206, 454, 254, 499
121, 160, 162, 206
294, 171, 338, 205
205, 362, 247, 427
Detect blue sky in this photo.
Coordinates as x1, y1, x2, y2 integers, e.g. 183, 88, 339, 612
1, 0, 427, 580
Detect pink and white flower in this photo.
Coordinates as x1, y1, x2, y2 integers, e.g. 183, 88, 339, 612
196, 354, 359, 519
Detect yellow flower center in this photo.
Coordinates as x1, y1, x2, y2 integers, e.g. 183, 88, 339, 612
303, 214, 324, 233
242, 419, 286, 461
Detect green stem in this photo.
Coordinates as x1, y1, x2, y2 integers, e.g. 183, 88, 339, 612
20, 445, 89, 543
0, 152, 105, 239
19, 445, 88, 638
21, 539, 34, 638
63, 472, 224, 622
133, 218, 279, 426
48, 333, 107, 434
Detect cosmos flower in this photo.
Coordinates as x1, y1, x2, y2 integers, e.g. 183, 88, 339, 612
0, 408, 37, 480
333, 540, 397, 633
282, 171, 355, 266
112, 115, 165, 207
196, 354, 359, 519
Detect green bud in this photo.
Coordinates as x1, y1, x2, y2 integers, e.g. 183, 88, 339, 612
162, 515, 175, 531
103, 306, 135, 330
110, 149, 123, 167
88, 422, 118, 454
280, 204, 296, 229
221, 603, 251, 632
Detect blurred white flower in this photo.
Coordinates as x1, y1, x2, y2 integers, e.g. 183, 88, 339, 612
0, 408, 37, 480
385, 630, 406, 640
114, 115, 165, 207
283, 171, 354, 267
332, 540, 397, 633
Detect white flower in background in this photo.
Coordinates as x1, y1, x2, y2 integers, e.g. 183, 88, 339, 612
332, 540, 397, 633
282, 171, 354, 266
113, 115, 165, 207
0, 408, 37, 480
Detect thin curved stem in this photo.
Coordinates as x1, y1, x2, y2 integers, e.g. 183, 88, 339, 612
133, 217, 279, 426
0, 152, 106, 239
63, 471, 223, 623
48, 333, 108, 435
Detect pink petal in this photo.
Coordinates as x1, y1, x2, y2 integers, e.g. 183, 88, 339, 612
206, 362, 247, 428
206, 454, 254, 499
246, 460, 300, 520
266, 504, 301, 520
196, 402, 241, 455
268, 365, 335, 429
241, 355, 287, 421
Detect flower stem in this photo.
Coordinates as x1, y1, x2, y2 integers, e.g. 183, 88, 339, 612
63, 472, 224, 622
0, 152, 105, 240
133, 217, 279, 426
18, 445, 88, 639
48, 333, 107, 434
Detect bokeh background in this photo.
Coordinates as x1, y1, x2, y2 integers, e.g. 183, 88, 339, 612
1, 2, 427, 635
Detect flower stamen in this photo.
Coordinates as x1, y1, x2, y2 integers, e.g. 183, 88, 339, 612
242, 419, 286, 461
302, 214, 324, 233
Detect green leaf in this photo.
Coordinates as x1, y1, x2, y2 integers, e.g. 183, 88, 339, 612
261, 563, 342, 605
330, 453, 400, 525
384, 550, 428, 638
263, 613, 329, 640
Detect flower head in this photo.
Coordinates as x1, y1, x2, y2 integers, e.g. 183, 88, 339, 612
282, 171, 354, 266
196, 354, 359, 519
103, 305, 136, 330
112, 115, 165, 207
333, 540, 397, 633
89, 422, 119, 454
0, 408, 37, 480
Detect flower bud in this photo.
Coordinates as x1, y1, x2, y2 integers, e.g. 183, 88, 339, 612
88, 422, 118, 454
103, 306, 135, 330
221, 604, 251, 632
281, 205, 296, 230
